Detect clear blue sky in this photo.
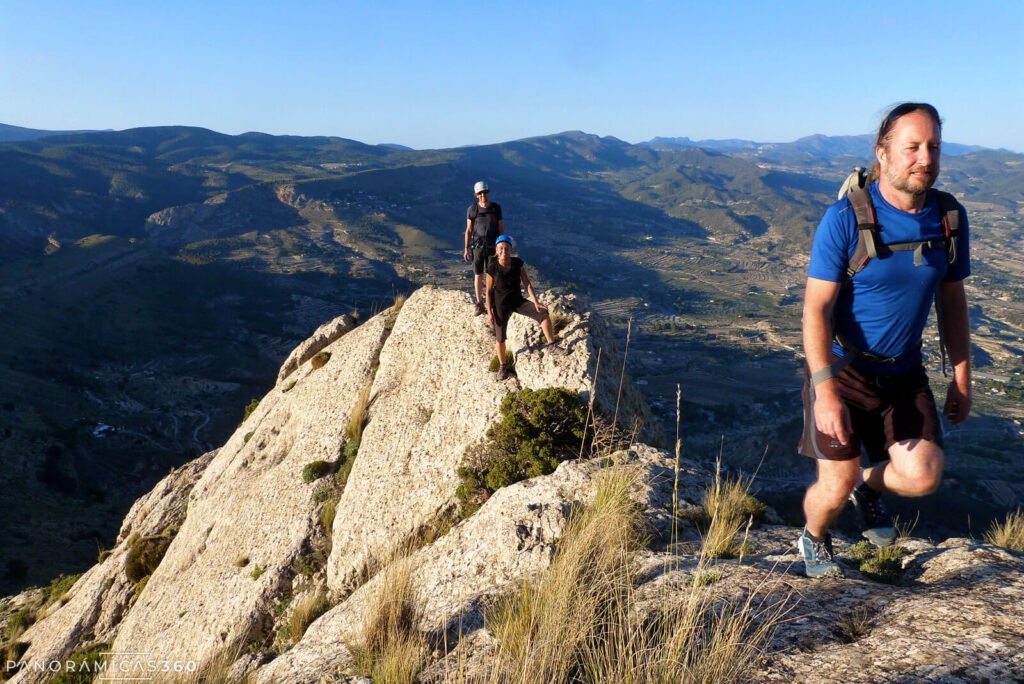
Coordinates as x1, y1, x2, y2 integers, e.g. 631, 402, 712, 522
2, 0, 1022, 151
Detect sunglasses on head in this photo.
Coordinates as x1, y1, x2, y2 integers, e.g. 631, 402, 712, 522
885, 102, 939, 123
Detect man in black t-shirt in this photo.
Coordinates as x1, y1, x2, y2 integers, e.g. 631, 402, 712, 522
464, 180, 503, 315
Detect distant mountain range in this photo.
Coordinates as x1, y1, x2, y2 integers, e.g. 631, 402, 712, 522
642, 133, 993, 160
0, 123, 109, 142
1, 123, 1022, 593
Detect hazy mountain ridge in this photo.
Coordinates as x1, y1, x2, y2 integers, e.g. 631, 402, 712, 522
644, 133, 993, 160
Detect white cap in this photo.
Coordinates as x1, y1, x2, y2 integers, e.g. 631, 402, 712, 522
474, 181, 489, 194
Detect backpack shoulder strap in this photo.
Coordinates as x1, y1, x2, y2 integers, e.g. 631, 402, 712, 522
933, 190, 961, 265
840, 168, 881, 281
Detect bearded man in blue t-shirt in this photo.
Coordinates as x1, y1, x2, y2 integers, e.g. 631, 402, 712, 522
797, 103, 973, 578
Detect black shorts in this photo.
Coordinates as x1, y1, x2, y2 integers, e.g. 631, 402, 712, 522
472, 245, 494, 275
492, 300, 547, 344
798, 363, 942, 461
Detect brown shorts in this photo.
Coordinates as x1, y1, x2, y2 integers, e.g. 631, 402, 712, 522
492, 301, 547, 344
798, 363, 942, 461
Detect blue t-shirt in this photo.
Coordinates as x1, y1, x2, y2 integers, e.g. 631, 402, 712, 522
807, 183, 970, 375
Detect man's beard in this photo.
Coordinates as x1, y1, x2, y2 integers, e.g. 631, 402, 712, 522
886, 164, 937, 196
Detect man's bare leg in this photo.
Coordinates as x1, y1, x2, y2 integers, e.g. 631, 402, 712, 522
804, 457, 861, 538
862, 440, 943, 497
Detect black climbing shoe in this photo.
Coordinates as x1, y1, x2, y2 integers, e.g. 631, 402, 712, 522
849, 485, 896, 547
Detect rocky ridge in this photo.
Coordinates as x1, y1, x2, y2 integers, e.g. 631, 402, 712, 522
2, 286, 1022, 683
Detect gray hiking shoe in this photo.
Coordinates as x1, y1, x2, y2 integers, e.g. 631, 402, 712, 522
545, 342, 567, 356
849, 486, 896, 547
497, 365, 510, 381
798, 528, 843, 578
474, 301, 485, 316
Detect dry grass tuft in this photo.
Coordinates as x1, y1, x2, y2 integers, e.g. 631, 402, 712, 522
321, 498, 338, 538
838, 605, 873, 642
346, 379, 374, 444
350, 553, 424, 683
151, 640, 247, 683
984, 508, 1024, 551
700, 459, 765, 559
287, 588, 330, 645
476, 465, 786, 684
549, 308, 570, 336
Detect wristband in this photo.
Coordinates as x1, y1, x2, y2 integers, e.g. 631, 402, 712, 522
810, 366, 835, 387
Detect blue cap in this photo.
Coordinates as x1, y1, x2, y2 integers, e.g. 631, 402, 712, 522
495, 235, 512, 247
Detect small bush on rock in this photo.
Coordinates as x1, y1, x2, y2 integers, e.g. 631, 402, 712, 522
488, 350, 515, 372
457, 388, 588, 517
45, 572, 83, 604
51, 643, 109, 684
858, 545, 909, 584
125, 535, 172, 583
302, 460, 331, 483
311, 351, 331, 370
238, 398, 260, 427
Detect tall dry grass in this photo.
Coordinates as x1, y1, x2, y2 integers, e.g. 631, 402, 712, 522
486, 466, 643, 683
350, 553, 424, 684
463, 464, 786, 684
701, 469, 763, 559
346, 379, 374, 444
286, 588, 330, 645
984, 508, 1024, 551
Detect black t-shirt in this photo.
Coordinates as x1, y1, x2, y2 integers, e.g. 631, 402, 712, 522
487, 256, 527, 319
467, 202, 502, 245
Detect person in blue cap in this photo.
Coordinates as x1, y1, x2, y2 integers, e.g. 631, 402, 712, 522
485, 235, 566, 380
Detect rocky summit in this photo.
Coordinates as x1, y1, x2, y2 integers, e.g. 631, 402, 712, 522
2, 286, 1022, 683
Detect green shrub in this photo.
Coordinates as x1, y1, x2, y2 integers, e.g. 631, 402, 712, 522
5, 609, 32, 639
311, 351, 331, 370
335, 441, 360, 489
686, 570, 723, 586
239, 398, 260, 427
133, 575, 150, 598
45, 573, 83, 604
244, 431, 254, 443
457, 388, 588, 516
845, 540, 876, 561
97, 548, 111, 563
283, 379, 297, 392
125, 535, 171, 583
5, 640, 29, 664
314, 486, 334, 503
251, 564, 265, 580
488, 350, 515, 372
51, 643, 109, 684
302, 460, 331, 484
292, 551, 326, 578
859, 545, 909, 584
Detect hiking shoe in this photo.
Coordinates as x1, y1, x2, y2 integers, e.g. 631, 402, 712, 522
474, 301, 485, 316
849, 485, 896, 547
798, 528, 843, 578
497, 365, 510, 381
545, 342, 567, 356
